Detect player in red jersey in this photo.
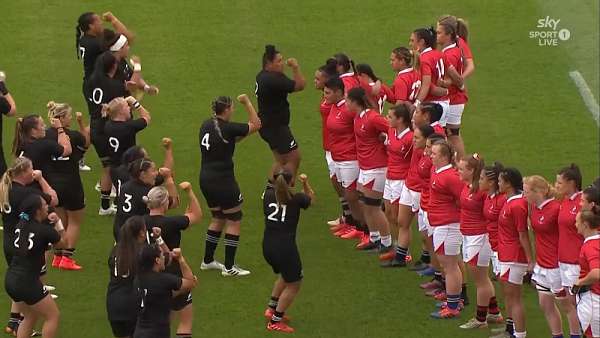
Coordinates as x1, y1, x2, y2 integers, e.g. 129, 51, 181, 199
347, 87, 391, 252
436, 20, 468, 159
333, 53, 359, 95
314, 59, 353, 229
438, 15, 475, 80
497, 167, 532, 338
427, 140, 464, 319
554, 164, 584, 337
380, 104, 413, 263
457, 154, 499, 329
523, 176, 569, 338
384, 47, 421, 105
582, 186, 600, 212
355, 64, 385, 113
574, 209, 600, 338
323, 77, 366, 239
409, 27, 450, 123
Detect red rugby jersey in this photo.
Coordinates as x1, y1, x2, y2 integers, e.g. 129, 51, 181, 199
442, 43, 468, 105
558, 192, 584, 264
326, 99, 356, 162
578, 234, 600, 295
427, 164, 464, 226
483, 192, 507, 251
419, 47, 448, 102
497, 194, 529, 263
353, 109, 389, 169
459, 186, 487, 236
319, 97, 333, 151
416, 152, 433, 210
405, 148, 425, 191
529, 198, 560, 269
385, 127, 413, 180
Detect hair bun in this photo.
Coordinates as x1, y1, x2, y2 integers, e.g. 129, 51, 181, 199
142, 196, 150, 203
47, 101, 56, 109
265, 44, 276, 56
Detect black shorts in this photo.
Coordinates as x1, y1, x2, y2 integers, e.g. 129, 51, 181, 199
259, 125, 298, 155
4, 274, 48, 305
90, 118, 111, 167
109, 320, 136, 338
262, 239, 303, 283
133, 326, 169, 338
199, 176, 243, 211
49, 177, 85, 211
171, 291, 192, 311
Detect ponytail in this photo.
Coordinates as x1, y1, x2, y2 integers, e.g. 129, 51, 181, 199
128, 158, 154, 181
392, 47, 414, 68
12, 115, 40, 157
558, 163, 583, 191
210, 96, 233, 145
523, 175, 556, 200
456, 18, 469, 42
483, 161, 504, 193
76, 12, 95, 59
116, 216, 145, 276
0, 157, 33, 213
355, 63, 378, 81
413, 27, 437, 49
274, 171, 293, 206
347, 87, 371, 110
47, 101, 72, 120
142, 186, 169, 209
463, 153, 485, 193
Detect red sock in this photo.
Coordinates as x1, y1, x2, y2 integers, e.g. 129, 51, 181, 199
488, 296, 500, 315
476, 305, 488, 322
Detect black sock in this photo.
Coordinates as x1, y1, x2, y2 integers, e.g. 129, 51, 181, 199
53, 248, 63, 257
176, 334, 192, 338
224, 233, 239, 270
63, 248, 75, 258
434, 271, 443, 283
420, 250, 431, 264
345, 214, 356, 226
268, 296, 279, 310
461, 283, 468, 300
203, 230, 221, 264
340, 197, 351, 220
100, 190, 111, 209
8, 312, 20, 327
506, 317, 514, 334
270, 311, 284, 324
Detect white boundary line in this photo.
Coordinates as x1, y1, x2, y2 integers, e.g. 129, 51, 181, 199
569, 70, 599, 127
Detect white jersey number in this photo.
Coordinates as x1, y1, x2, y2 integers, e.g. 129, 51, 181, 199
201, 133, 210, 151
436, 59, 445, 81
91, 88, 104, 104
109, 137, 120, 153
267, 203, 287, 222
409, 80, 421, 101
14, 229, 35, 250
79, 46, 86, 59
122, 193, 133, 213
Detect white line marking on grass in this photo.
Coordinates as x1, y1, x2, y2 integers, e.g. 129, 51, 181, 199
569, 70, 599, 127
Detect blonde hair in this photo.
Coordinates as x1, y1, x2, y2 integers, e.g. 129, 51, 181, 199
0, 157, 33, 213
142, 186, 169, 209
523, 175, 556, 200
438, 14, 469, 42
47, 101, 72, 120
101, 97, 126, 119
274, 172, 293, 206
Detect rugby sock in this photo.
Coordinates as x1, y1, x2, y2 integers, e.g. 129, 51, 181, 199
268, 296, 279, 310
203, 230, 221, 264
420, 250, 431, 264
506, 317, 514, 334
63, 248, 75, 258
224, 234, 239, 270
270, 311, 285, 324
340, 197, 351, 219
552, 334, 564, 338
488, 296, 500, 315
446, 294, 461, 310
434, 271, 443, 284
570, 334, 581, 338
380, 235, 392, 247
8, 312, 19, 328
53, 248, 63, 257
100, 190, 111, 210
176, 334, 192, 338
369, 231, 380, 243
395, 246, 409, 262
476, 305, 488, 322
461, 283, 469, 304
513, 331, 527, 338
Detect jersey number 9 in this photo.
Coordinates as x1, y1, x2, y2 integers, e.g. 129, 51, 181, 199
109, 137, 120, 153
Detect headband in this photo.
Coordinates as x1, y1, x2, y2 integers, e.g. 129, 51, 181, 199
109, 35, 128, 52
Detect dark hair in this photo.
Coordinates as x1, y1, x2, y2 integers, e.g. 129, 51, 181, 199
102, 29, 119, 51
138, 244, 161, 273
413, 27, 437, 49
392, 47, 413, 67
500, 167, 523, 192
324, 77, 345, 93
318, 58, 338, 79
274, 170, 293, 205
121, 146, 146, 166
389, 104, 411, 126
12, 115, 41, 156
427, 133, 445, 143
346, 87, 370, 110
15, 194, 44, 255
115, 216, 145, 276
210, 96, 233, 144
558, 163, 582, 191
355, 63, 378, 81
580, 209, 600, 229
583, 186, 600, 206
416, 124, 435, 139
420, 103, 443, 123
463, 153, 485, 193
483, 162, 504, 193
262, 44, 279, 68
592, 177, 600, 191
91, 51, 117, 78
128, 158, 154, 180
76, 12, 96, 58
334, 53, 356, 74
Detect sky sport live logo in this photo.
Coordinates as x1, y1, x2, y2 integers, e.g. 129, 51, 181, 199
529, 16, 571, 46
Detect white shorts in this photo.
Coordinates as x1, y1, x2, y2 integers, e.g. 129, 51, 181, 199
559, 262, 581, 289
417, 208, 428, 232
462, 234, 492, 268
499, 262, 528, 285
383, 179, 404, 204
432, 223, 462, 256
445, 104, 465, 126
532, 265, 565, 296
490, 251, 501, 277
325, 151, 336, 179
334, 160, 359, 190
423, 210, 434, 237
358, 168, 387, 193
577, 291, 600, 337
430, 100, 450, 126
399, 185, 421, 212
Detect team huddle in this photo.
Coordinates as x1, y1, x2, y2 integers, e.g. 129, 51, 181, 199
0, 8, 597, 338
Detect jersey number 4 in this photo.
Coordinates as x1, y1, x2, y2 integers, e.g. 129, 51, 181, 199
267, 203, 287, 222
14, 229, 34, 250
201, 133, 210, 150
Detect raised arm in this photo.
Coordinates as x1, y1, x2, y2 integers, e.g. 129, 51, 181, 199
161, 138, 174, 173
50, 118, 72, 157
0, 77, 17, 116
236, 94, 261, 134
171, 249, 198, 296
102, 12, 135, 44
33, 170, 58, 207
298, 173, 315, 202
286, 58, 305, 92
75, 112, 91, 148
179, 181, 202, 225
126, 96, 150, 124
159, 167, 180, 209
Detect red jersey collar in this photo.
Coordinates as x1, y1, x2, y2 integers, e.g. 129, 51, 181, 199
569, 191, 582, 201
442, 43, 457, 52
421, 47, 433, 54
430, 121, 441, 128
398, 67, 413, 75
359, 109, 367, 118
340, 72, 354, 78
584, 233, 600, 243
336, 99, 346, 107
435, 164, 453, 174
536, 198, 554, 209
395, 127, 410, 139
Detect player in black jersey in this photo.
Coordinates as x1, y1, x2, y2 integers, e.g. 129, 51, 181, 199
0, 158, 57, 335
12, 115, 72, 174
262, 170, 314, 334
103, 96, 151, 168
45, 101, 90, 271
0, 73, 17, 177
199, 94, 261, 277
113, 158, 179, 241
85, 51, 128, 216
255, 44, 305, 182
4, 194, 67, 338
143, 182, 202, 337
134, 245, 197, 338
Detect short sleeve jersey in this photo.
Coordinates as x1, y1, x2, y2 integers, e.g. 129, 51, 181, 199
326, 99, 356, 162
78, 34, 103, 80
8, 222, 60, 276
135, 271, 182, 333
104, 118, 147, 166
263, 188, 311, 240
84, 61, 127, 119
44, 128, 87, 178
18, 138, 64, 174
113, 180, 151, 234
144, 215, 190, 275
255, 70, 295, 128
199, 118, 249, 178
497, 194, 529, 263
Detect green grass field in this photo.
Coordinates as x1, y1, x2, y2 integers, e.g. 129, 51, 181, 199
1, 1, 599, 337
